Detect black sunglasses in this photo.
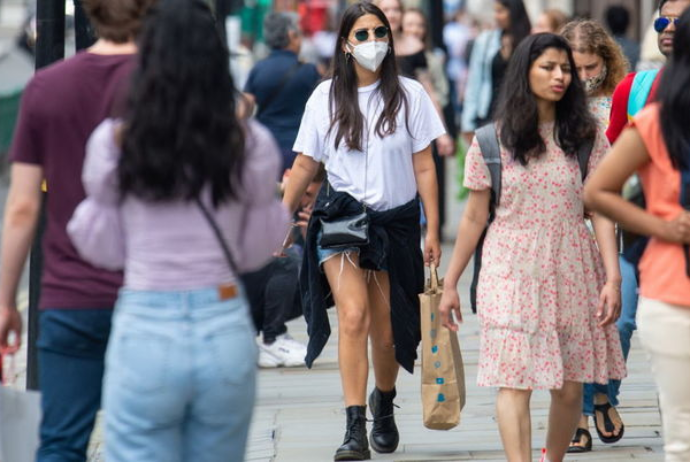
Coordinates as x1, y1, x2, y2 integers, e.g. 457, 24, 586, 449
353, 26, 389, 42
654, 16, 679, 32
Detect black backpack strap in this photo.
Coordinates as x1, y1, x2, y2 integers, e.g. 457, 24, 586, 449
470, 123, 501, 315
475, 123, 502, 216
577, 136, 595, 182
256, 61, 303, 117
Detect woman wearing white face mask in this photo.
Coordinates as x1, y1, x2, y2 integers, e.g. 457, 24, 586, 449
282, 2, 445, 460
561, 20, 630, 453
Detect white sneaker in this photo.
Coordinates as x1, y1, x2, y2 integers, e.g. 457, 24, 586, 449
257, 333, 307, 368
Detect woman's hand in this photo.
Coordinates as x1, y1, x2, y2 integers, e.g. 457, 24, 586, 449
424, 234, 442, 266
0, 306, 23, 354
596, 281, 622, 327
659, 211, 690, 244
439, 288, 462, 332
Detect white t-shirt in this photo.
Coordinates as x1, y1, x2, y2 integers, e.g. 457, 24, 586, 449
293, 77, 446, 211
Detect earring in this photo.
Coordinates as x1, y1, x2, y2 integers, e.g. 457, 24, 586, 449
345, 52, 352, 61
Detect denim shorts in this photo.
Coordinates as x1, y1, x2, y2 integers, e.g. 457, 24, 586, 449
315, 230, 360, 268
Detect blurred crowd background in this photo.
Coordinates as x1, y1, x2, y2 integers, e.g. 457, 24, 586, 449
0, 0, 669, 162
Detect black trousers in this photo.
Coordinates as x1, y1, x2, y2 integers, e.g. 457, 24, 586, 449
240, 247, 303, 343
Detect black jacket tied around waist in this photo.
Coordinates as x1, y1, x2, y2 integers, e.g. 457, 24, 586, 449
300, 181, 424, 373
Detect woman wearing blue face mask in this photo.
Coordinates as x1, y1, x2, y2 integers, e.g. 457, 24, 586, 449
282, 2, 445, 460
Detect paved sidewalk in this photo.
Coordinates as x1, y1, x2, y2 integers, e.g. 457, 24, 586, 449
241, 279, 663, 462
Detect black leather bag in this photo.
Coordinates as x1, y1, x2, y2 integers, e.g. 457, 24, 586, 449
319, 211, 369, 249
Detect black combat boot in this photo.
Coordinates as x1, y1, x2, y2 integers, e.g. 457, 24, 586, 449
368, 387, 399, 453
334, 405, 370, 461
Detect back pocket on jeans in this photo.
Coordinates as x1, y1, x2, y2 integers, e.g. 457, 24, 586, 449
207, 326, 256, 386
109, 332, 171, 393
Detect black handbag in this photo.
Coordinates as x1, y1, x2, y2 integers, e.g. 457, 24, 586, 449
319, 211, 369, 249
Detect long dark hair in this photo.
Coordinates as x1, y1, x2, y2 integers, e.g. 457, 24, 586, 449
119, 0, 245, 206
498, 0, 532, 52
328, 2, 408, 151
495, 33, 597, 165
658, 8, 690, 170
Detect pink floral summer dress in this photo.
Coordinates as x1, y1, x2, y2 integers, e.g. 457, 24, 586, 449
464, 123, 627, 390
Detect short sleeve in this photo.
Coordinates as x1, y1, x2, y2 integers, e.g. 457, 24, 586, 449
585, 127, 611, 181
463, 136, 491, 190
605, 73, 634, 144
9, 79, 44, 165
82, 119, 122, 205
68, 118, 125, 270
292, 92, 325, 161
409, 83, 446, 153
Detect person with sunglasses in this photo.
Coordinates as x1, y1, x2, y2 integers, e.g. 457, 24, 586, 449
584, 10, 690, 460
607, 0, 690, 144
282, 2, 444, 460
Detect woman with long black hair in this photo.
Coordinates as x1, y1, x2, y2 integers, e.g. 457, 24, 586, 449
585, 9, 690, 461
67, 0, 289, 460
282, 2, 444, 460
439, 33, 626, 462
461, 0, 532, 144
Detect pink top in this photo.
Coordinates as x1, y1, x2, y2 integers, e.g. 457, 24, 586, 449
68, 118, 290, 291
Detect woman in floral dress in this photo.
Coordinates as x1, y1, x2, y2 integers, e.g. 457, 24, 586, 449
439, 33, 626, 462
562, 19, 631, 452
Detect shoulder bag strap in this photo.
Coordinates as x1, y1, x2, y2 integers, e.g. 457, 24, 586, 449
256, 61, 303, 117
577, 137, 595, 182
194, 196, 240, 275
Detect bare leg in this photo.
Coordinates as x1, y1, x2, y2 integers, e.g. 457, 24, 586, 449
323, 253, 370, 406
367, 271, 398, 391
496, 388, 533, 462
546, 381, 583, 462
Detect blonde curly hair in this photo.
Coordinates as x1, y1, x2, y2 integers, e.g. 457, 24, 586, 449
561, 19, 629, 96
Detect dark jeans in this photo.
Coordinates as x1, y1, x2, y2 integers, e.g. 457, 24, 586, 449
36, 308, 113, 462
582, 256, 638, 416
240, 248, 302, 344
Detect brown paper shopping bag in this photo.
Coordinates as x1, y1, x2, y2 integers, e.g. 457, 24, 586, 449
419, 264, 466, 430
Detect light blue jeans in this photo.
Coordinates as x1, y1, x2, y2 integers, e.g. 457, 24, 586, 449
582, 256, 638, 416
103, 287, 257, 462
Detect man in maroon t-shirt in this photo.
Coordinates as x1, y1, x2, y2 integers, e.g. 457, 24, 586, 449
0, 1, 154, 460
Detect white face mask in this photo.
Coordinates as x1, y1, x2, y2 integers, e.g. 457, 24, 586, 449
348, 41, 389, 72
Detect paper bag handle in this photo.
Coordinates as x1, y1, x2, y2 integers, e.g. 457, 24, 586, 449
430, 262, 440, 290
